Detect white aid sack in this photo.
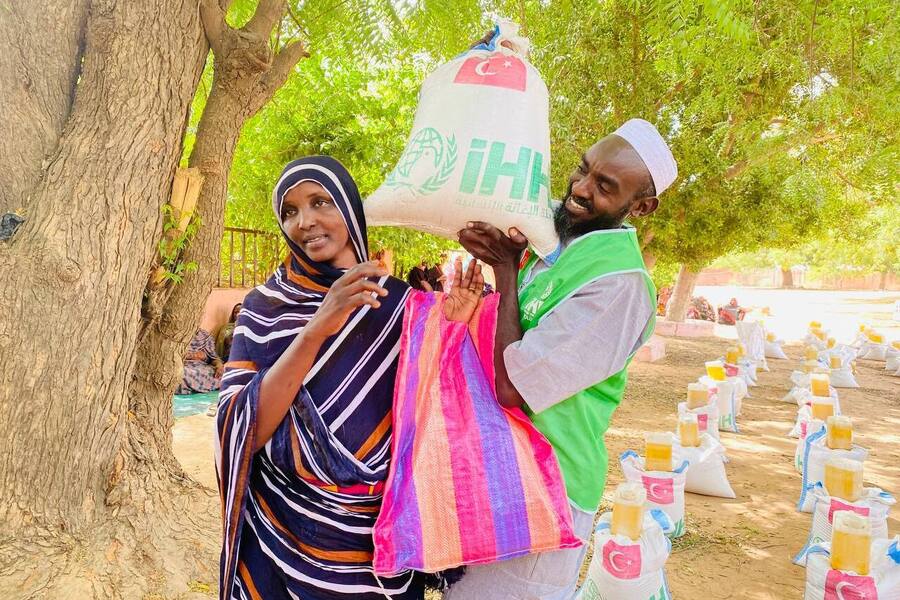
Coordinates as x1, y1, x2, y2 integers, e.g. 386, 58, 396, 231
859, 343, 889, 361
364, 22, 559, 257
792, 370, 812, 388
805, 334, 829, 351
620, 451, 689, 538
885, 348, 900, 371
739, 359, 759, 384
674, 434, 735, 498
794, 485, 896, 566
830, 367, 860, 389
798, 427, 868, 513
852, 331, 869, 347
784, 387, 807, 406
794, 419, 825, 471
577, 510, 674, 600
792, 388, 842, 412
736, 321, 769, 371
765, 339, 789, 360
724, 359, 757, 387
804, 536, 900, 599
699, 377, 740, 432
677, 401, 720, 442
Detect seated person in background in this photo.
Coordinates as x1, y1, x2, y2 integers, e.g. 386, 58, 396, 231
426, 259, 444, 292
656, 285, 672, 316
717, 297, 746, 325
407, 260, 432, 291
687, 295, 717, 322
176, 328, 223, 394
215, 302, 242, 361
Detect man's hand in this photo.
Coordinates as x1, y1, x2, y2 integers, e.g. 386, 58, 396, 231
457, 222, 528, 272
443, 258, 484, 323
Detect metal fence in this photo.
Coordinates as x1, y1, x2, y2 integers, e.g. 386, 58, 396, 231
218, 227, 286, 288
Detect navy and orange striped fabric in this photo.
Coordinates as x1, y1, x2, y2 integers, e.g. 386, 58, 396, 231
215, 156, 422, 599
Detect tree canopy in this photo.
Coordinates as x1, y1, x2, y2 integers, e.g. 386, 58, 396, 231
207, 0, 897, 281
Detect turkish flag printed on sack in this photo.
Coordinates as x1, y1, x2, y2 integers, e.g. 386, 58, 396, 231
602, 540, 642, 580
642, 475, 675, 505
453, 54, 527, 91
824, 570, 878, 599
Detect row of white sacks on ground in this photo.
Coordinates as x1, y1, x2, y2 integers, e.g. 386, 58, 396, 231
574, 440, 736, 599
619, 441, 736, 537
780, 349, 900, 599
756, 318, 900, 377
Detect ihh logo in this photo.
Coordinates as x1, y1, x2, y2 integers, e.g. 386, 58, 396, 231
459, 138, 551, 206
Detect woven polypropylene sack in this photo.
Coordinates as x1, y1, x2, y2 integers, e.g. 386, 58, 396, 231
578, 510, 674, 600
804, 536, 900, 599
793, 485, 895, 566
620, 451, 689, 538
364, 22, 559, 257
373, 292, 579, 575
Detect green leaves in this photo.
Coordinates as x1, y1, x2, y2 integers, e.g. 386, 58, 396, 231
194, 0, 897, 280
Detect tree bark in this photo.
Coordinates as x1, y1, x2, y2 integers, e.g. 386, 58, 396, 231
781, 267, 794, 288
666, 265, 699, 323
0, 0, 309, 596
0, 1, 90, 214
127, 1, 309, 486
0, 1, 215, 597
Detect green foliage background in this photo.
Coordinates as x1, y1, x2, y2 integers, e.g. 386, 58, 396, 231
185, 0, 898, 282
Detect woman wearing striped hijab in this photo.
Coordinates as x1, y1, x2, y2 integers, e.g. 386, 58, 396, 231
215, 156, 482, 600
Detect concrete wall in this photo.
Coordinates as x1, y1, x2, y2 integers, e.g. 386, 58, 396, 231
696, 268, 899, 291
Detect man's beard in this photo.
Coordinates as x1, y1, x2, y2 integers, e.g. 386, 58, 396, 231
553, 196, 631, 242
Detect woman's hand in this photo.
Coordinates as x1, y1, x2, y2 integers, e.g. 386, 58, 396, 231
443, 258, 484, 323
306, 261, 389, 339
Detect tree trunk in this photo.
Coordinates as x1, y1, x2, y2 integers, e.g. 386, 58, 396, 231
0, 1, 216, 597
127, 2, 310, 492
0, 1, 90, 214
781, 267, 794, 288
642, 250, 657, 270
878, 269, 888, 291
666, 265, 699, 323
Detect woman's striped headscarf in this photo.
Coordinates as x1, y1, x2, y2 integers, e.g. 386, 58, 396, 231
215, 156, 417, 599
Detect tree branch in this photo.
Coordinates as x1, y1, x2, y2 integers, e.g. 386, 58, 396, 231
199, 0, 231, 56
243, 0, 287, 38
261, 40, 310, 98
724, 127, 839, 180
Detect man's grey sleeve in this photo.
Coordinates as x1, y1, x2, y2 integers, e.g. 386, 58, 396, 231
503, 272, 654, 414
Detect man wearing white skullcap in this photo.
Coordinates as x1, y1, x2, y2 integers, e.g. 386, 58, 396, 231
448, 120, 676, 600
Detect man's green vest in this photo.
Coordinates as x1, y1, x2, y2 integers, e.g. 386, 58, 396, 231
517, 227, 656, 511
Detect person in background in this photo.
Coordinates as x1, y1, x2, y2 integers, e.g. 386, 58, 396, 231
176, 328, 223, 394
215, 302, 242, 361
407, 260, 431, 291
426, 259, 444, 292
441, 252, 457, 293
